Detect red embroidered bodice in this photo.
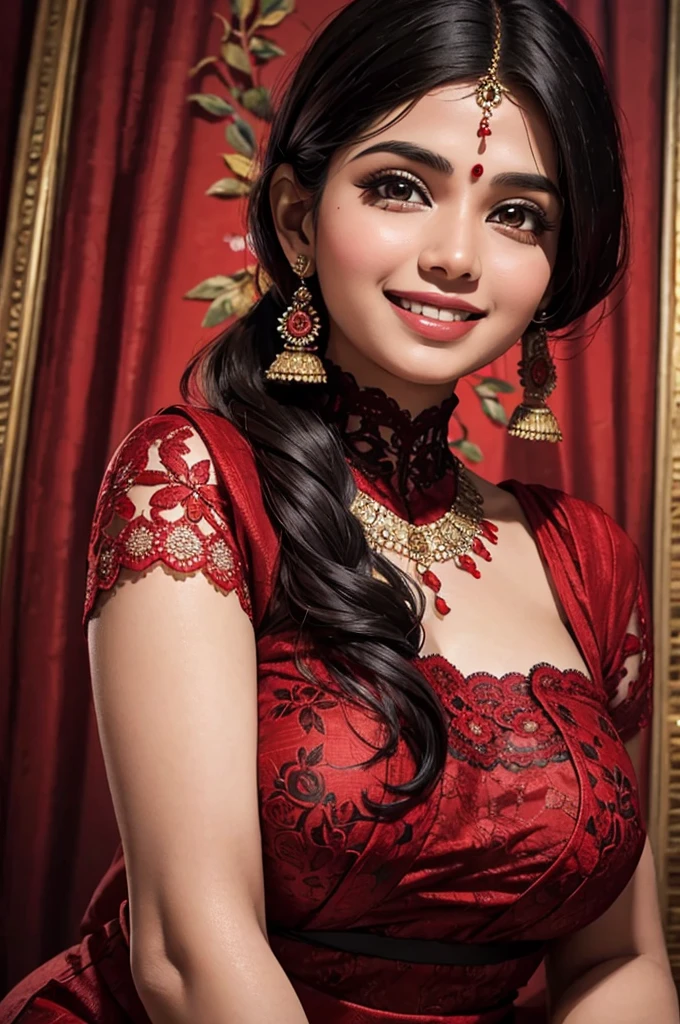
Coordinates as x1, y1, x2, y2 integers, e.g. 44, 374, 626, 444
79, 370, 653, 1024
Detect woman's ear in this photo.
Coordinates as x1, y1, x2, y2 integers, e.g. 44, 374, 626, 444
269, 164, 316, 268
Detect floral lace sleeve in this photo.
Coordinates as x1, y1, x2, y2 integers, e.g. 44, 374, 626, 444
603, 568, 653, 744
83, 415, 252, 627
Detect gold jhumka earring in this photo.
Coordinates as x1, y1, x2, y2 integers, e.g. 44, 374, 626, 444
264, 253, 327, 384
507, 315, 563, 443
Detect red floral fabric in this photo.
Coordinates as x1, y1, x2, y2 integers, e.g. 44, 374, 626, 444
82, 415, 252, 626
0, 406, 653, 1024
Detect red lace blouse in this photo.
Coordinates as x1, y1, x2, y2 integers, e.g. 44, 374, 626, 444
79, 400, 651, 1022
0, 396, 653, 1024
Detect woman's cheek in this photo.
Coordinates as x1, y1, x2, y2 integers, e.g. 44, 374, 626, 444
317, 198, 413, 280
488, 246, 552, 315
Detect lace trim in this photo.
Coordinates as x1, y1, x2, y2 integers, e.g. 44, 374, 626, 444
605, 588, 653, 742
84, 417, 252, 625
316, 358, 460, 512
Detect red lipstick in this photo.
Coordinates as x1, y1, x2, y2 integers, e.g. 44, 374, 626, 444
384, 291, 486, 342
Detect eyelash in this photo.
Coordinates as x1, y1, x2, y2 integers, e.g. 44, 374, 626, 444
356, 167, 558, 243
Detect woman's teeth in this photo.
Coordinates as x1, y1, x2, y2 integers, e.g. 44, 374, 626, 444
392, 296, 476, 322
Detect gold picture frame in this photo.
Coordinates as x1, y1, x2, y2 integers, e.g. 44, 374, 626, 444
651, 0, 680, 976
0, 0, 87, 586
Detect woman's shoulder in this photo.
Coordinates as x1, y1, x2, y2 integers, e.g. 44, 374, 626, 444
496, 476, 638, 557
83, 406, 269, 630
112, 404, 251, 462
472, 472, 642, 591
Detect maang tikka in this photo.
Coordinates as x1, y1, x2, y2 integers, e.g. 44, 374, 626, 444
471, 1, 508, 178
507, 314, 563, 443
265, 253, 327, 384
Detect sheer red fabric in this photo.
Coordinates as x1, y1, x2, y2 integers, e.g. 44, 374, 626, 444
0, 405, 652, 1024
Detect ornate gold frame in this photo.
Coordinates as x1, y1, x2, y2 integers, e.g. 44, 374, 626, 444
651, 0, 680, 974
0, 0, 87, 586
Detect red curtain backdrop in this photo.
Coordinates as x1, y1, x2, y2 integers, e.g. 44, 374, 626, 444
0, 0, 666, 1002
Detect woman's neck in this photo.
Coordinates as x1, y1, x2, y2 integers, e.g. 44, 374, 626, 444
323, 340, 457, 417
316, 356, 461, 524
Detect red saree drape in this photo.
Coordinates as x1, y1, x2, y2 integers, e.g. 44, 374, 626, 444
0, 0, 666, 1003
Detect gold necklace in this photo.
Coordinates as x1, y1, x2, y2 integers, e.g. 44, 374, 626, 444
349, 457, 498, 616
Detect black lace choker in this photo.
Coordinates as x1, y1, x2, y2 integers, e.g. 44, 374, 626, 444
315, 357, 460, 521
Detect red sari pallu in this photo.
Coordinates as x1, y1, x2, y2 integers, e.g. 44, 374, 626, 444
0, 383, 652, 1024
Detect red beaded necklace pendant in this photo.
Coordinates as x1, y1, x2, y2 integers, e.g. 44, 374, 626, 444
349, 457, 499, 620
414, 518, 499, 617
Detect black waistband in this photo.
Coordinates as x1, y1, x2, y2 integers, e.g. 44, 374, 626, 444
268, 925, 545, 966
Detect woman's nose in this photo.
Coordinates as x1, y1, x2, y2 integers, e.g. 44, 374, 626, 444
418, 214, 482, 282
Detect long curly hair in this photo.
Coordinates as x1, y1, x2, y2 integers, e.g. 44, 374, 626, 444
182, 0, 629, 820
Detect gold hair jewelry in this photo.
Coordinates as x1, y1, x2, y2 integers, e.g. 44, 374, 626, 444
507, 319, 563, 443
350, 459, 499, 617
265, 253, 327, 384
475, 3, 507, 144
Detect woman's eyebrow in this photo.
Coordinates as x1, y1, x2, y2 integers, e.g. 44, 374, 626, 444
349, 141, 562, 205
491, 171, 563, 206
349, 141, 454, 175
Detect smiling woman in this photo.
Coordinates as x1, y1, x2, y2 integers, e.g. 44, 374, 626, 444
303, 81, 565, 383
0, 1, 673, 1023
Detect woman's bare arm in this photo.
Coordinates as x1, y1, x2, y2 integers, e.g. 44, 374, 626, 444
88, 531, 309, 1022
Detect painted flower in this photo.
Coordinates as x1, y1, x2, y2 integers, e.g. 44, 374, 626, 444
261, 792, 304, 830
269, 684, 338, 734
275, 744, 326, 805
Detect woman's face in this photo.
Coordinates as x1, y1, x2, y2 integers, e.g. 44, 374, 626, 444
287, 82, 563, 403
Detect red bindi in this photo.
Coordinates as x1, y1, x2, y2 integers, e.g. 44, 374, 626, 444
471, 164, 484, 179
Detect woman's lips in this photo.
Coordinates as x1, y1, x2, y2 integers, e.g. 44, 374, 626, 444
386, 293, 485, 342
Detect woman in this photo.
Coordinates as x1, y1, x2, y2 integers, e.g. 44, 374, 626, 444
1, 0, 676, 1021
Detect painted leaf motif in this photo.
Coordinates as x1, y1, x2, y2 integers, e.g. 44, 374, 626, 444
261, 0, 294, 12
227, 119, 256, 157
223, 152, 256, 179
223, 41, 252, 77
187, 93, 234, 118
249, 35, 286, 62
241, 86, 273, 120
231, 0, 256, 19
481, 397, 508, 425
203, 293, 235, 327
188, 56, 218, 78
479, 376, 515, 394
213, 12, 232, 40
452, 439, 484, 464
184, 276, 233, 300
256, 2, 293, 28
206, 177, 251, 198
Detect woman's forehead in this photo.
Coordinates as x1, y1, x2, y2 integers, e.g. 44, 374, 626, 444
333, 82, 558, 182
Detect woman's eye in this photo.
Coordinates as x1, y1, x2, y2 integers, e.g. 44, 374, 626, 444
489, 203, 548, 235
359, 173, 430, 207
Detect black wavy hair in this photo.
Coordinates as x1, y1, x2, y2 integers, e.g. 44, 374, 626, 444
182, 0, 629, 820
